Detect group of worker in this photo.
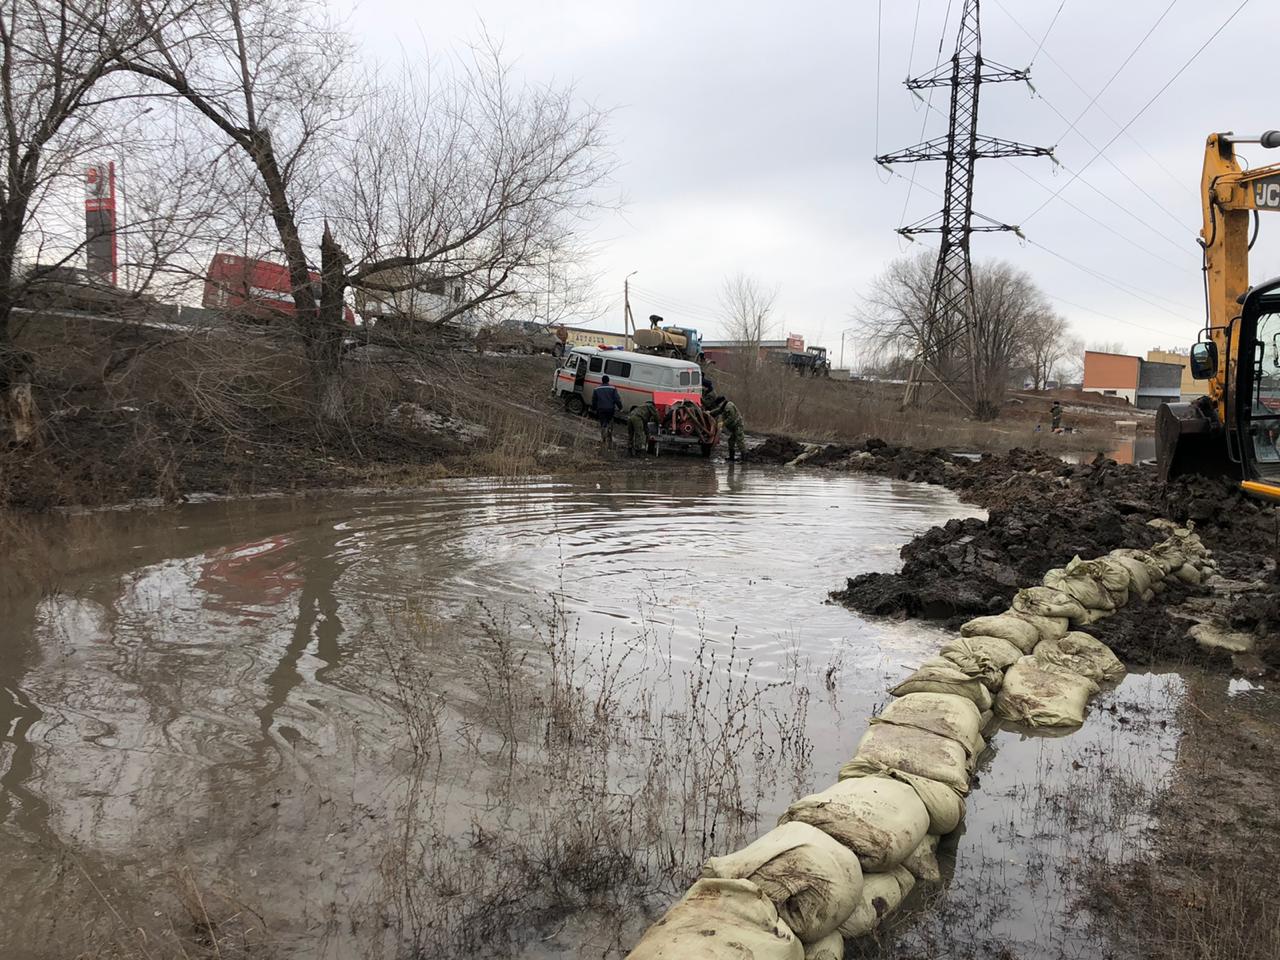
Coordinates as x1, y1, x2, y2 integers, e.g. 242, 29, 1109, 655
587, 374, 746, 461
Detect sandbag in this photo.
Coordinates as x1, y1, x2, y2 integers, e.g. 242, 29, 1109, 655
959, 614, 1039, 652
1043, 567, 1114, 612
901, 833, 941, 883
942, 635, 1023, 670
936, 648, 1004, 692
836, 866, 915, 939
1008, 609, 1070, 644
1071, 556, 1133, 606
780, 777, 929, 872
1033, 632, 1125, 684
872, 691, 984, 759
1108, 554, 1154, 595
994, 656, 1099, 728
851, 722, 972, 795
890, 658, 993, 711
803, 932, 844, 960
1073, 606, 1110, 626
625, 877, 803, 960
703, 822, 864, 942
1175, 563, 1202, 585
1012, 586, 1087, 621
836, 762, 966, 836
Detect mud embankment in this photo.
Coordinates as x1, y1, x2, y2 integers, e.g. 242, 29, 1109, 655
753, 437, 1280, 674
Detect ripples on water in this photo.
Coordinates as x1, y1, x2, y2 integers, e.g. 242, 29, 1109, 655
0, 466, 1203, 958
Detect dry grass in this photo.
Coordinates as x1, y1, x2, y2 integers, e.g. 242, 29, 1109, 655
365, 595, 814, 959
722, 363, 1116, 454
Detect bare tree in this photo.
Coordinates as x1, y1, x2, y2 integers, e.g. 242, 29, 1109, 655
719, 273, 779, 365
858, 251, 1055, 417
0, 0, 191, 439
1022, 310, 1072, 390
119, 4, 612, 423
1088, 339, 1127, 356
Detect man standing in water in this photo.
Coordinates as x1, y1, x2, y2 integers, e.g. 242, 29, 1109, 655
591, 375, 623, 449
708, 395, 746, 462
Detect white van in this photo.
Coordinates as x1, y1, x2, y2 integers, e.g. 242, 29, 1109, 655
552, 346, 703, 414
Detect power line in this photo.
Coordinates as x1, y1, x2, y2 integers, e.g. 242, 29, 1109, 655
1050, 0, 1176, 149
1026, 238, 1197, 323
1046, 293, 1191, 338
910, 90, 1191, 266
990, 0, 1191, 200
1024, 0, 1253, 225
897, 0, 955, 232
1029, 0, 1067, 66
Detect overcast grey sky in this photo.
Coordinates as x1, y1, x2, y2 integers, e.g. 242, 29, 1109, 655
352, 0, 1275, 362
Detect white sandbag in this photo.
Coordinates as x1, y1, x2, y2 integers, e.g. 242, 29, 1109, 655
978, 709, 994, 731
1008, 609, 1070, 644
890, 658, 994, 711
901, 834, 941, 883
1032, 632, 1125, 683
1072, 606, 1111, 626
942, 635, 1024, 670
851, 723, 972, 795
837, 866, 915, 939
1043, 567, 1114, 612
625, 877, 803, 960
1140, 588, 1155, 603
872, 691, 984, 759
803, 931, 844, 960
703, 822, 864, 942
1175, 563, 1202, 585
994, 656, 1099, 728
780, 777, 929, 872
1012, 586, 1087, 621
936, 648, 1004, 691
1071, 556, 1133, 606
836, 762, 966, 836
959, 614, 1039, 652
1108, 554, 1154, 595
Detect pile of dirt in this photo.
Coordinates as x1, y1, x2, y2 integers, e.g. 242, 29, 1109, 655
801, 440, 1280, 671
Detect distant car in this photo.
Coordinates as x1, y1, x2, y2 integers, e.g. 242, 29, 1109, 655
20, 264, 159, 318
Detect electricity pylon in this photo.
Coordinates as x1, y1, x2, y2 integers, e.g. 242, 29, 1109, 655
876, 0, 1053, 415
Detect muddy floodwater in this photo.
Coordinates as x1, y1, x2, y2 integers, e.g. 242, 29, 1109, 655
0, 466, 1237, 959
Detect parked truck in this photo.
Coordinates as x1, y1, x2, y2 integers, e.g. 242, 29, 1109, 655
632, 314, 705, 363
783, 345, 831, 377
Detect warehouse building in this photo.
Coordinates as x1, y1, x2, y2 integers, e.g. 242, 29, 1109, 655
1082, 350, 1187, 410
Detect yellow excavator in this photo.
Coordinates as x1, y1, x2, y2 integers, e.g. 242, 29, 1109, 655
1157, 131, 1280, 501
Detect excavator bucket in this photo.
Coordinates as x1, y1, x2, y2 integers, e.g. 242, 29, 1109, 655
1155, 400, 1236, 484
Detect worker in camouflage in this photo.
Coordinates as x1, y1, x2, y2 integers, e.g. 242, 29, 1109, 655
708, 395, 746, 462
627, 399, 659, 456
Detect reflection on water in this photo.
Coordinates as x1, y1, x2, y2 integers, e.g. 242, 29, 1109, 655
0, 468, 978, 956
0, 466, 1231, 959
1063, 434, 1157, 466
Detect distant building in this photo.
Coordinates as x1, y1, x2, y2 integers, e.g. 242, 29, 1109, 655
1146, 348, 1209, 402
1082, 350, 1186, 410
702, 338, 794, 369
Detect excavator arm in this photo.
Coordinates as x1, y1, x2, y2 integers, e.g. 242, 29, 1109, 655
1156, 131, 1280, 501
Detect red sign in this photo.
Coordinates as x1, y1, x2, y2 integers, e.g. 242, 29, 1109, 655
84, 162, 117, 285
787, 333, 804, 352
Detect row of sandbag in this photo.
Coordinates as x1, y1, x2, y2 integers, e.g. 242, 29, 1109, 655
625, 521, 1213, 959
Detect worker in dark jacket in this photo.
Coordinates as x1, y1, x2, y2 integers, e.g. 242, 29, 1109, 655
591, 375, 623, 448
627, 399, 660, 456
708, 395, 746, 462
1050, 400, 1063, 432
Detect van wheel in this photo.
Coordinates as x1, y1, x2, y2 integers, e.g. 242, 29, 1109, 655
565, 393, 585, 415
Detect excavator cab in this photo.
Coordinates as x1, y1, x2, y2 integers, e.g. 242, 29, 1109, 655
1159, 276, 1280, 501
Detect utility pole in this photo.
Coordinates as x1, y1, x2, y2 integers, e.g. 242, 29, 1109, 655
876, 0, 1052, 417
623, 270, 637, 349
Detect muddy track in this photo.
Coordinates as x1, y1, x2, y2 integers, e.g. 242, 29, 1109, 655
753, 437, 1280, 672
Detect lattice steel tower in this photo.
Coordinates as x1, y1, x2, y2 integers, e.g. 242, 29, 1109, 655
876, 0, 1052, 414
